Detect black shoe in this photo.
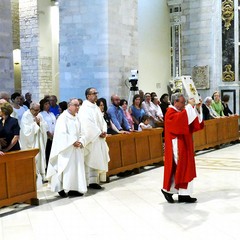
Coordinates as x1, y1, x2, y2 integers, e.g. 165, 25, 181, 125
178, 195, 197, 203
68, 191, 84, 197
58, 190, 68, 198
88, 183, 102, 189
117, 171, 133, 177
161, 189, 174, 203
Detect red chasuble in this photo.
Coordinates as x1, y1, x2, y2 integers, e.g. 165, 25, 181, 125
163, 107, 204, 191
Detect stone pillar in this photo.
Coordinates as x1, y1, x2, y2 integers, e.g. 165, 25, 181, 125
178, 0, 239, 114
108, 0, 138, 99
59, 0, 138, 101
0, 0, 14, 93
179, 0, 223, 100
19, 0, 53, 101
168, 0, 182, 79
19, 0, 40, 100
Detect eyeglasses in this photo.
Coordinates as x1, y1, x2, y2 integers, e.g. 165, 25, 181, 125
90, 92, 98, 95
32, 109, 40, 112
71, 104, 80, 107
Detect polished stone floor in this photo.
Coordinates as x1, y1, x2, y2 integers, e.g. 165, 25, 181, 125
1, 143, 240, 240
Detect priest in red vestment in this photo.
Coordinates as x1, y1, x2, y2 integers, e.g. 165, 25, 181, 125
161, 93, 204, 203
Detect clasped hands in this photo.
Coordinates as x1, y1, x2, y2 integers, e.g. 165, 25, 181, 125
99, 132, 107, 138
34, 116, 41, 125
0, 138, 7, 147
73, 141, 83, 148
0, 138, 7, 154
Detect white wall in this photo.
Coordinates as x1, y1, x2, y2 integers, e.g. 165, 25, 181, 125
50, 5, 59, 98
38, 0, 51, 56
38, 0, 59, 98
138, 0, 171, 96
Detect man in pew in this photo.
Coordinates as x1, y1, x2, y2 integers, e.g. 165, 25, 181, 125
161, 93, 204, 203
107, 94, 131, 133
78, 88, 110, 189
46, 98, 87, 197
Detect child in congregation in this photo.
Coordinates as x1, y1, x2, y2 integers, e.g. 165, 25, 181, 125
138, 115, 152, 131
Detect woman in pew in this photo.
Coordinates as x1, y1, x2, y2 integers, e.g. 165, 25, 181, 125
211, 91, 225, 116
96, 98, 119, 135
160, 93, 170, 118
0, 102, 20, 152
39, 98, 56, 170
221, 94, 233, 116
202, 97, 219, 120
120, 99, 134, 131
130, 94, 146, 130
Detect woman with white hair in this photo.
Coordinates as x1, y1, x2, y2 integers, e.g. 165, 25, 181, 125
202, 96, 219, 120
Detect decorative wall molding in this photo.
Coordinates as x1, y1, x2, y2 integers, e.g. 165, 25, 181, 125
222, 0, 234, 30
221, 0, 235, 82
192, 65, 210, 89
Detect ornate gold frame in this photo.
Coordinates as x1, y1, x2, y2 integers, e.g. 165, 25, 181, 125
223, 64, 235, 81
222, 0, 234, 30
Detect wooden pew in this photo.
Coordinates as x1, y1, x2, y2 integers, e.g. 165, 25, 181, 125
193, 116, 239, 151
0, 149, 39, 208
106, 128, 164, 177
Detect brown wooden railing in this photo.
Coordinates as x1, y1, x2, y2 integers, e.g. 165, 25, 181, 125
106, 116, 239, 178
193, 115, 239, 151
0, 149, 39, 208
106, 128, 164, 177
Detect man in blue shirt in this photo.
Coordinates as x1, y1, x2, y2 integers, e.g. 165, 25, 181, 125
49, 95, 60, 117
107, 94, 131, 132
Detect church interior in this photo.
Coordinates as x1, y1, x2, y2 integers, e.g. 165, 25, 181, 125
0, 0, 240, 239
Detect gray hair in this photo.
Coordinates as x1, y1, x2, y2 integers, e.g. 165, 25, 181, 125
30, 102, 40, 109
170, 92, 185, 105
204, 96, 212, 104
0, 92, 10, 101
67, 98, 78, 106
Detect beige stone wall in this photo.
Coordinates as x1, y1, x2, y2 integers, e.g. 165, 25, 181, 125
108, 0, 138, 99
19, 0, 53, 101
0, 0, 14, 93
181, 0, 221, 98
39, 57, 52, 98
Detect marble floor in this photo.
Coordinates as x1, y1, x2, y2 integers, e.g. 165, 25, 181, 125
1, 143, 240, 240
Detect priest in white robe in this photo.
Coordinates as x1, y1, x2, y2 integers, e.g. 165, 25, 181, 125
78, 88, 110, 189
46, 98, 87, 197
20, 102, 48, 181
